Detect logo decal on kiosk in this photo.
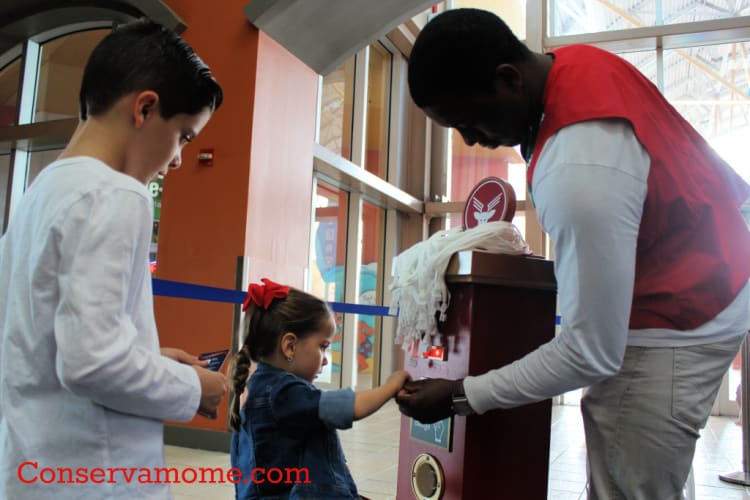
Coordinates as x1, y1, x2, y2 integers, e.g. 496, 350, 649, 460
463, 176, 516, 229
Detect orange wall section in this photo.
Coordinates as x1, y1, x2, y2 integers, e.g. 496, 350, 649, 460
152, 1, 316, 432
155, 0, 259, 431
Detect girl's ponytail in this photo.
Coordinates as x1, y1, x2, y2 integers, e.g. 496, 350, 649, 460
229, 346, 251, 432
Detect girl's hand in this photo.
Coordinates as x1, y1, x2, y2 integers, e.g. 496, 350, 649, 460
384, 370, 412, 395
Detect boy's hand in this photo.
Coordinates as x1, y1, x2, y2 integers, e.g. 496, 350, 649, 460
161, 347, 209, 368
193, 366, 227, 419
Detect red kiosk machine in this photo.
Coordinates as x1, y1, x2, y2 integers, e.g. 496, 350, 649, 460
396, 178, 557, 499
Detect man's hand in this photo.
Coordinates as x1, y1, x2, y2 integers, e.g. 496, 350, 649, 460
395, 378, 461, 423
161, 347, 209, 368
193, 366, 227, 419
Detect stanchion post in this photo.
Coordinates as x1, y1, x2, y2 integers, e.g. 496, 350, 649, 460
719, 334, 750, 486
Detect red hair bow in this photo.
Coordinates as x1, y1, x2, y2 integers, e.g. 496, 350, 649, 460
242, 278, 290, 312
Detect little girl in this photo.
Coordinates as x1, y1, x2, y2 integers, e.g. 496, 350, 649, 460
230, 278, 410, 499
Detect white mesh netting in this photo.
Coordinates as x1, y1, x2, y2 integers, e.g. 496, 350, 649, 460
389, 221, 531, 347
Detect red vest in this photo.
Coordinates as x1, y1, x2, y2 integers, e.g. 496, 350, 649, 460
527, 45, 750, 330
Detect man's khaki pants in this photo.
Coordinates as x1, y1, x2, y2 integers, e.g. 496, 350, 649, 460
582, 336, 744, 500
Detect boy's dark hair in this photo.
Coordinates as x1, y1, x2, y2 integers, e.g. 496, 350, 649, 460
79, 19, 223, 120
408, 8, 532, 108
229, 288, 332, 431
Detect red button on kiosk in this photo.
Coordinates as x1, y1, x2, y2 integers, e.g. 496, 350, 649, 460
396, 178, 556, 500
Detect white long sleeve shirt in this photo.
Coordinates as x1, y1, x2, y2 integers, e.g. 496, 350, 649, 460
0, 157, 201, 499
464, 120, 750, 413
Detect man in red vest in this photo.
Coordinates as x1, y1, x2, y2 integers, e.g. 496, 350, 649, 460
396, 8, 750, 499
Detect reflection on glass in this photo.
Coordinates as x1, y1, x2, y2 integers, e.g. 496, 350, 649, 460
0, 154, 10, 233
0, 58, 21, 126
318, 59, 355, 159
663, 43, 750, 181
365, 44, 392, 179
34, 29, 109, 122
356, 201, 384, 391
548, 0, 750, 36
309, 181, 349, 387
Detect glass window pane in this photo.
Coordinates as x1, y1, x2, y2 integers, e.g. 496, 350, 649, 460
26, 149, 62, 188
0, 153, 10, 233
548, 0, 750, 36
310, 180, 349, 388
356, 200, 384, 391
448, 134, 527, 235
0, 58, 21, 126
449, 131, 526, 203
729, 351, 741, 404
318, 59, 355, 159
663, 0, 750, 24
663, 42, 750, 181
364, 44, 392, 179
548, 0, 650, 36
454, 1, 526, 39
34, 29, 109, 122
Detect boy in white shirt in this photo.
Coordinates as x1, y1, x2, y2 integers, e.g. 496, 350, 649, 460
0, 19, 226, 499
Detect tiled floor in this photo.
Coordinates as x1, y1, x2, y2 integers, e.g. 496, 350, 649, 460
166, 401, 750, 499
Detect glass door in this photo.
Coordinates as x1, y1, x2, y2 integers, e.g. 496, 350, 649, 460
309, 180, 349, 389
354, 200, 385, 391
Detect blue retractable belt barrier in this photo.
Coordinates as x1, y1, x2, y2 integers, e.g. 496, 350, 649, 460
152, 278, 398, 317
152, 278, 245, 304
152, 278, 559, 323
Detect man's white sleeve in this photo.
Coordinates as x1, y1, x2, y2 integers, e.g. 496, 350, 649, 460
464, 120, 649, 412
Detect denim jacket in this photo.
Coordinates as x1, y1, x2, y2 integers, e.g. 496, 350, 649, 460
231, 362, 359, 499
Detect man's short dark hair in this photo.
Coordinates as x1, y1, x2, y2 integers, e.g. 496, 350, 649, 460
408, 8, 532, 108
79, 19, 223, 120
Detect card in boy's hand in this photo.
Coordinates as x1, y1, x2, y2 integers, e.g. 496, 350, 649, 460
198, 349, 230, 372
196, 348, 230, 420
